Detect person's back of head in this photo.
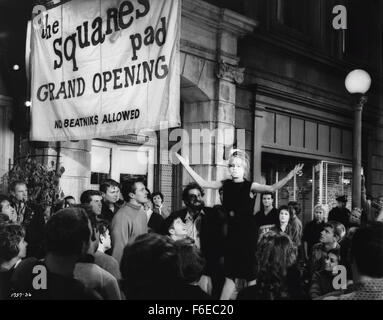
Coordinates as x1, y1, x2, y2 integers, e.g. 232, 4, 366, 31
74, 204, 97, 230
351, 222, 383, 279
255, 231, 299, 299
64, 196, 76, 207
46, 207, 90, 257
0, 223, 25, 267
0, 213, 10, 224
120, 233, 180, 299
174, 238, 205, 284
52, 200, 65, 214
8, 208, 99, 300
73, 204, 99, 255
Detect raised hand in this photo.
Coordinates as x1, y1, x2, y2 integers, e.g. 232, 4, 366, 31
174, 152, 189, 166
350, 208, 361, 225
290, 163, 304, 177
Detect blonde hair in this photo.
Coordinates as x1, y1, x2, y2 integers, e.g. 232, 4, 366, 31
228, 149, 250, 179
313, 204, 329, 221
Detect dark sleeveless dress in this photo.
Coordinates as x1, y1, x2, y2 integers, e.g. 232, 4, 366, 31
222, 179, 257, 281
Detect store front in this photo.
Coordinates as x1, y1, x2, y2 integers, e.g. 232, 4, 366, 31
262, 153, 352, 226
252, 86, 358, 223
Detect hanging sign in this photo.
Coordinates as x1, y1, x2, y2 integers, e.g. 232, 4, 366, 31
30, 0, 180, 141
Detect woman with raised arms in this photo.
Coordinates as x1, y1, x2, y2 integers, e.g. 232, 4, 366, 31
175, 150, 303, 290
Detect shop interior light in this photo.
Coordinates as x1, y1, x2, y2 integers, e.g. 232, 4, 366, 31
25, 101, 32, 107
13, 64, 20, 71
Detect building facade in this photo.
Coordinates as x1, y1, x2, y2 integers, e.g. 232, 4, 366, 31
216, 0, 383, 224
0, 0, 382, 223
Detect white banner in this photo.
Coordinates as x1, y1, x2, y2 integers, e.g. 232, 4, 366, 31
30, 0, 180, 141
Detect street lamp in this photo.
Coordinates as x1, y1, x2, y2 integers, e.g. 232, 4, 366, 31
345, 69, 371, 209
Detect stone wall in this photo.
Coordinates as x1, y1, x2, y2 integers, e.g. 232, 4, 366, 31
179, 0, 257, 206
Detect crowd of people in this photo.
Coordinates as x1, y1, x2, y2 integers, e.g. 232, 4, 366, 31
1, 150, 383, 300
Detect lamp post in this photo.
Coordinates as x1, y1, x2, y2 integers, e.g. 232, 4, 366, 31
345, 69, 371, 209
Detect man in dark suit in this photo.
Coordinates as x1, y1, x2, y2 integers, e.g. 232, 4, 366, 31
167, 182, 227, 298
100, 179, 121, 223
144, 198, 164, 234
328, 195, 351, 228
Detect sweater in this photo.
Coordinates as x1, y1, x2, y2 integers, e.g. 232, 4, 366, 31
94, 251, 121, 280
74, 262, 121, 300
111, 202, 148, 264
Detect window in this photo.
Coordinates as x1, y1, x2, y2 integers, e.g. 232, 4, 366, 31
319, 162, 352, 212
267, 0, 314, 45
90, 145, 111, 187
277, 0, 307, 33
262, 154, 352, 226
90, 140, 154, 191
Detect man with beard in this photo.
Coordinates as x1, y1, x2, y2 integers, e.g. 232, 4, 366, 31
169, 183, 227, 298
